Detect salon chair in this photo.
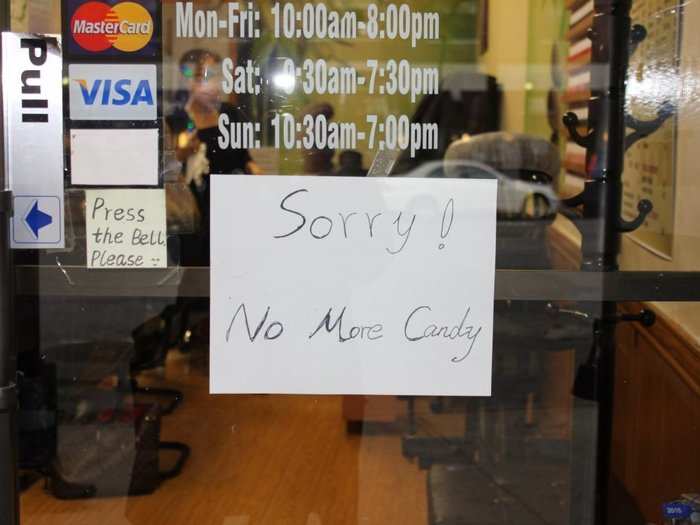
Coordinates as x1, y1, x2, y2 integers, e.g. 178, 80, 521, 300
129, 314, 184, 414
39, 337, 182, 416
19, 340, 189, 499
45, 190, 185, 414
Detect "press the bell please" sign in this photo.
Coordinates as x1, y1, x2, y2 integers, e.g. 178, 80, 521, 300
85, 189, 167, 269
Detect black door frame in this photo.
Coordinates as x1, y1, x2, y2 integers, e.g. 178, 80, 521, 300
0, 2, 20, 524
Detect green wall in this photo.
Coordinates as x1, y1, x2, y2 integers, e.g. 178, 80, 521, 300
251, 0, 479, 172
524, 0, 568, 140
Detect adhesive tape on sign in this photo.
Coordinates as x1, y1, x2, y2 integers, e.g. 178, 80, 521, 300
71, 1, 154, 53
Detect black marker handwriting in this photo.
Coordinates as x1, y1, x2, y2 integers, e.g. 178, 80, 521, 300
404, 305, 482, 363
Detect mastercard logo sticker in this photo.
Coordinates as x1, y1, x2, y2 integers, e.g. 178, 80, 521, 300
71, 1, 154, 53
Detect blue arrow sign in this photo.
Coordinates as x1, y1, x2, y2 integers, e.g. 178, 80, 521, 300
24, 200, 53, 239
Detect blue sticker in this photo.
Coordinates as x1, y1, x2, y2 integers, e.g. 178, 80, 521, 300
663, 502, 693, 520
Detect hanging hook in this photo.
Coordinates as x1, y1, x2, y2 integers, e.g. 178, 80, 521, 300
562, 192, 584, 208
558, 189, 585, 235
629, 24, 647, 58
615, 309, 656, 327
558, 199, 584, 238
560, 206, 583, 226
625, 101, 675, 151
618, 199, 653, 233
563, 112, 595, 150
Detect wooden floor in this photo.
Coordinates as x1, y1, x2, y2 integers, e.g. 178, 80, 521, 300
21, 351, 427, 525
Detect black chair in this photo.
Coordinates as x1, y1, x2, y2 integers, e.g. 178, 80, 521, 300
129, 312, 184, 415
20, 340, 189, 498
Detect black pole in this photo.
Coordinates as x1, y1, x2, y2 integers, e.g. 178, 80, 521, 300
563, 1, 671, 522
585, 1, 632, 524
0, 3, 20, 523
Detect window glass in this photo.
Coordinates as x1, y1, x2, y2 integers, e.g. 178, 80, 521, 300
5, 1, 700, 525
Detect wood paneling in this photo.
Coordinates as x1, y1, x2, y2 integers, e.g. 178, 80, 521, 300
564, 156, 587, 176
566, 0, 590, 9
566, 13, 594, 41
549, 226, 700, 525
567, 50, 593, 69
562, 87, 592, 105
613, 303, 700, 525
564, 1, 594, 183
547, 225, 581, 269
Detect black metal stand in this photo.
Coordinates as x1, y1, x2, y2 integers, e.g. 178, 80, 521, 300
399, 2, 681, 523
561, 1, 674, 523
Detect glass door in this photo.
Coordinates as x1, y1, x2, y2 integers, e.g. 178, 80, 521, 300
2, 1, 700, 525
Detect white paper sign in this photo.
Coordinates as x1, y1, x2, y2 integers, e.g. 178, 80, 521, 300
85, 189, 167, 269
71, 128, 159, 186
210, 176, 497, 396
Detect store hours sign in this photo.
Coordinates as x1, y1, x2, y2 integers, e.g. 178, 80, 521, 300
210, 176, 497, 396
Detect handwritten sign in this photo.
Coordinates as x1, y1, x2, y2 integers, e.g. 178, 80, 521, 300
210, 176, 497, 395
85, 189, 167, 269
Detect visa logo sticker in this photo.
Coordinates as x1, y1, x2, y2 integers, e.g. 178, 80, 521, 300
69, 64, 157, 120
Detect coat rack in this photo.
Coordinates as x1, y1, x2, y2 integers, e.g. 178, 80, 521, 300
561, 1, 675, 523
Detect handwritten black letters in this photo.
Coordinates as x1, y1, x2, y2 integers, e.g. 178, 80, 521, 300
273, 188, 454, 254
86, 190, 168, 269
225, 302, 483, 364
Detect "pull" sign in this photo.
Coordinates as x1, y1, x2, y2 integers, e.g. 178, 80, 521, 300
2, 33, 65, 248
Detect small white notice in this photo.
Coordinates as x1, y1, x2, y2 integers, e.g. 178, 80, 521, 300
85, 189, 167, 269
210, 176, 497, 396
71, 129, 159, 186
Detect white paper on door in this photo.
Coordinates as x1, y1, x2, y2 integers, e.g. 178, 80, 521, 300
85, 189, 167, 269
210, 176, 497, 396
70, 128, 159, 186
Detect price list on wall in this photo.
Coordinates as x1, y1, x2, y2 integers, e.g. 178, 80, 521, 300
623, 0, 681, 259
175, 2, 442, 161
